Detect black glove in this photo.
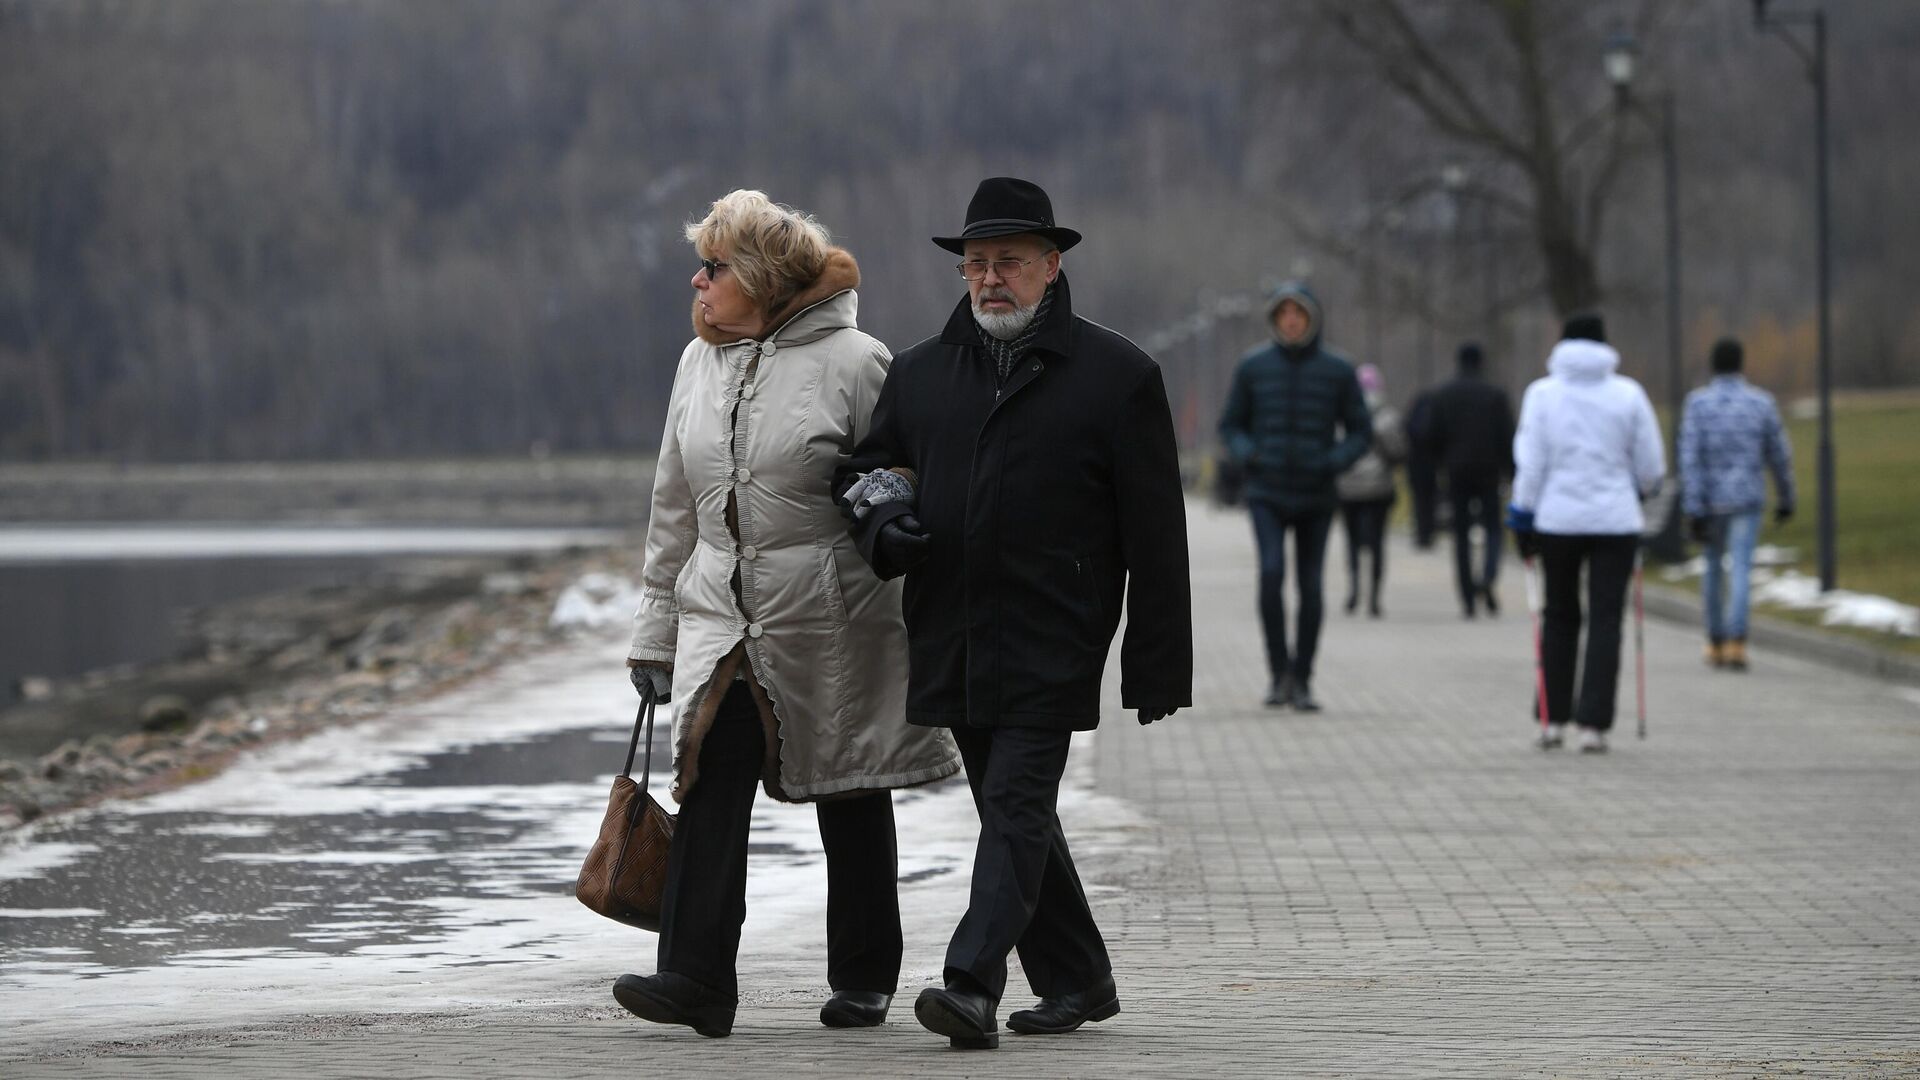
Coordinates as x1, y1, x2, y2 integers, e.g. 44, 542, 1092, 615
1774, 504, 1795, 525
1514, 530, 1540, 561
629, 663, 671, 704
1136, 706, 1178, 726
876, 514, 932, 573
1687, 516, 1712, 544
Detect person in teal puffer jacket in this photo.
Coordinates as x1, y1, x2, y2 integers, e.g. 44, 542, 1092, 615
1218, 282, 1372, 711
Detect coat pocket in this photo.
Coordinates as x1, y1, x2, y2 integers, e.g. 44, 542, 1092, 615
1072, 554, 1104, 621
817, 548, 849, 623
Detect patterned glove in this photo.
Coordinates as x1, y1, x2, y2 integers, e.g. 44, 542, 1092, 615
628, 662, 672, 704
839, 468, 915, 522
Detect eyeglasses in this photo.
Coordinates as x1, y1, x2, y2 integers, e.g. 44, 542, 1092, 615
956, 257, 1038, 282
698, 258, 729, 280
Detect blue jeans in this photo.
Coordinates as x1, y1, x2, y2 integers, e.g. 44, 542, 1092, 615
1248, 500, 1335, 684
1701, 510, 1762, 641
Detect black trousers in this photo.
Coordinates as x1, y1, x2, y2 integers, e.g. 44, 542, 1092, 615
1447, 469, 1505, 611
656, 683, 902, 997
1408, 456, 1440, 548
1537, 533, 1639, 731
944, 725, 1110, 1003
1340, 495, 1394, 608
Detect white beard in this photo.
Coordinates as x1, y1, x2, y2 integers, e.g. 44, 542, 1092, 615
972, 294, 1041, 341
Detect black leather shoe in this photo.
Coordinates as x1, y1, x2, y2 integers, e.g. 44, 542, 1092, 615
1006, 975, 1120, 1034
1482, 585, 1501, 616
820, 989, 892, 1028
914, 985, 999, 1049
1291, 682, 1322, 712
612, 972, 736, 1038
1263, 674, 1293, 708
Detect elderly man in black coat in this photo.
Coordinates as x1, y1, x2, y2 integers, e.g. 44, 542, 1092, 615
837, 177, 1193, 1050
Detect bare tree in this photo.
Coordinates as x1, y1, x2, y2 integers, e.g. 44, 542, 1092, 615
1316, 0, 1669, 316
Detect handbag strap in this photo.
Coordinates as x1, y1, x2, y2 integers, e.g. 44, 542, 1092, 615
620, 685, 658, 787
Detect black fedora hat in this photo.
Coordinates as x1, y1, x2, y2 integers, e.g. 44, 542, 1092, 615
932, 177, 1082, 254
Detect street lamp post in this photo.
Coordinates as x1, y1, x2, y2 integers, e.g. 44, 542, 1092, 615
1754, 0, 1836, 592
1603, 31, 1688, 562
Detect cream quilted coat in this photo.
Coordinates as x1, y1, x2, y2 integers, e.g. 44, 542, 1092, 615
629, 251, 960, 803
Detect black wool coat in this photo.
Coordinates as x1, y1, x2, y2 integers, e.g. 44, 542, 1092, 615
838, 274, 1193, 730
1427, 371, 1516, 479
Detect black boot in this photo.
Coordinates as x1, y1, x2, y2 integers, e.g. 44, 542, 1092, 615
613, 972, 736, 1038
1482, 584, 1500, 616
914, 984, 999, 1049
820, 989, 892, 1028
1006, 975, 1120, 1035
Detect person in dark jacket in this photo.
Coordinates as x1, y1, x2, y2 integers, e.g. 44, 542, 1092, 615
1217, 282, 1372, 711
1404, 388, 1442, 549
839, 177, 1193, 1050
1427, 342, 1516, 618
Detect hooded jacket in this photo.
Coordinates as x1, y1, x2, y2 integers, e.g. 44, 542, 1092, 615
629, 248, 960, 802
1511, 338, 1667, 536
1217, 283, 1373, 514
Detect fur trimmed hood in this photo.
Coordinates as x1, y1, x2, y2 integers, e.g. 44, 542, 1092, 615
691, 248, 862, 346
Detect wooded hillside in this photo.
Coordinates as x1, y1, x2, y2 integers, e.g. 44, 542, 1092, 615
2, 1, 1913, 461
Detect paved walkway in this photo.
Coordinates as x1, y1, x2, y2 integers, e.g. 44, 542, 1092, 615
12, 504, 1920, 1077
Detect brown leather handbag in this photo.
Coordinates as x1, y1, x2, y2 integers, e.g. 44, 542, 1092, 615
576, 687, 676, 930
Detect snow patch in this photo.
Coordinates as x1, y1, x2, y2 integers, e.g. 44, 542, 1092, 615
548, 572, 641, 631
1749, 570, 1920, 637
1661, 558, 1917, 638
0, 841, 100, 882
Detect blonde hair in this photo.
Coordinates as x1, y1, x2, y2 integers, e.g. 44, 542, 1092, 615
685, 190, 832, 317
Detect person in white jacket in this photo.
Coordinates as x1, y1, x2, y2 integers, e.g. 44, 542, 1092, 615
1506, 314, 1665, 753
615, 190, 960, 1038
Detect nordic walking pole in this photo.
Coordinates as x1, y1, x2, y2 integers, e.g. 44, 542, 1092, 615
1634, 547, 1647, 740
1524, 557, 1550, 737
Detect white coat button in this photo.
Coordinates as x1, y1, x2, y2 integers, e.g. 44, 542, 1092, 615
736, 467, 752, 484
742, 384, 756, 399
746, 622, 765, 638
741, 545, 759, 560
761, 342, 777, 356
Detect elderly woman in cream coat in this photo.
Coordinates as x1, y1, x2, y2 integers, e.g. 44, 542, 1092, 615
614, 190, 960, 1038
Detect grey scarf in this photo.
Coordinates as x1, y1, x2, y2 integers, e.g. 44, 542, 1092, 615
977, 284, 1056, 386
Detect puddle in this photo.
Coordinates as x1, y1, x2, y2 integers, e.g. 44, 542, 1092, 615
0, 722, 839, 976
0, 638, 1146, 1054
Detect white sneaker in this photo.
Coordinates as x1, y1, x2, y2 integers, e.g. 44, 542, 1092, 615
1577, 727, 1608, 753
1535, 723, 1565, 750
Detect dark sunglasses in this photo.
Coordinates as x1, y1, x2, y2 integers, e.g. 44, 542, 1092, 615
698, 258, 729, 280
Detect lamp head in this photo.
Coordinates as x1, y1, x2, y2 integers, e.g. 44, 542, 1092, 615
1603, 29, 1637, 90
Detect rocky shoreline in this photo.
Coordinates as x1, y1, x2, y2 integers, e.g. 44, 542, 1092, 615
0, 540, 639, 831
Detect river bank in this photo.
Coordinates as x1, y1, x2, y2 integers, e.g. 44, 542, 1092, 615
0, 456, 652, 526
0, 539, 638, 829
0, 457, 657, 830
